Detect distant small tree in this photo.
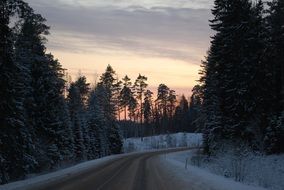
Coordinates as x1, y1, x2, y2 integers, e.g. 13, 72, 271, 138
119, 75, 133, 121
143, 90, 154, 135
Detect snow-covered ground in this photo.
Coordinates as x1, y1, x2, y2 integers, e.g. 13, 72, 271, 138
124, 133, 283, 190
0, 154, 126, 190
123, 132, 202, 153
190, 149, 284, 190
161, 150, 268, 190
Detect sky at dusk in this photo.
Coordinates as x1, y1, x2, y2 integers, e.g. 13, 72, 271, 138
25, 0, 214, 97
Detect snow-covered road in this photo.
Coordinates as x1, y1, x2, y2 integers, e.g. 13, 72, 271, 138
1, 148, 267, 190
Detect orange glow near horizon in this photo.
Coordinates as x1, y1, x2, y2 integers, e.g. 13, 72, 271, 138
51, 50, 201, 97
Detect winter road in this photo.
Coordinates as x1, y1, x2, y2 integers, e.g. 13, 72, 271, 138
26, 148, 189, 190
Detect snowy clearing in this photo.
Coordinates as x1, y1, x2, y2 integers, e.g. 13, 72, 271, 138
123, 132, 202, 153
161, 150, 268, 190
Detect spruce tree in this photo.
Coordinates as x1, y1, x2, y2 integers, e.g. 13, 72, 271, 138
87, 86, 109, 158
36, 54, 74, 169
174, 95, 189, 132
67, 83, 86, 161
264, 0, 284, 153
199, 0, 269, 153
17, 12, 74, 169
98, 65, 123, 154
0, 0, 37, 183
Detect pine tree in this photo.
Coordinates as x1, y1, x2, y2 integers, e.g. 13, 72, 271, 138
120, 75, 133, 121
168, 90, 176, 132
143, 90, 153, 124
113, 79, 122, 121
133, 74, 148, 126
156, 84, 170, 133
143, 90, 154, 136
156, 84, 170, 117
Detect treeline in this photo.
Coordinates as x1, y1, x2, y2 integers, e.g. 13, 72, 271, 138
68, 69, 198, 139
0, 1, 122, 184
105, 74, 198, 138
67, 65, 200, 145
194, 0, 284, 155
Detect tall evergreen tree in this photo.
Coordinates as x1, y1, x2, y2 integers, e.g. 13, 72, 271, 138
98, 65, 123, 154
199, 0, 269, 153
113, 78, 122, 121
67, 83, 86, 161
264, 0, 284, 153
17, 11, 74, 169
133, 74, 148, 125
0, 0, 37, 183
87, 86, 109, 158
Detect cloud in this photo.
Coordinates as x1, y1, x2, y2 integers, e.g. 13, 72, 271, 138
25, 0, 213, 64
26, 0, 213, 9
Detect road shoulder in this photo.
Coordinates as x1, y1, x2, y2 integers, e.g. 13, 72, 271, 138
159, 150, 268, 190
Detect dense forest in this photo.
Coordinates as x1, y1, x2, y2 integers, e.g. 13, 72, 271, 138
0, 0, 196, 184
194, 0, 284, 155
0, 0, 122, 184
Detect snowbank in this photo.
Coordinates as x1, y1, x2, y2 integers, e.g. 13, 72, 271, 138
123, 133, 202, 153
0, 154, 126, 190
161, 150, 268, 190
190, 149, 284, 190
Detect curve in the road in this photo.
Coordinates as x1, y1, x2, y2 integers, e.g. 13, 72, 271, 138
27, 148, 189, 190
